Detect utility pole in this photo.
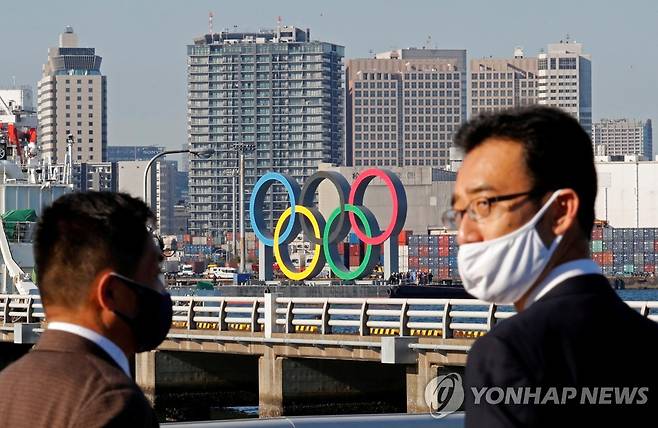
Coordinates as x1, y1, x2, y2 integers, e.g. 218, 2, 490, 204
233, 143, 255, 273
222, 168, 238, 264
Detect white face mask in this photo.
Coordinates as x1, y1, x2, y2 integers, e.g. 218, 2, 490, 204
457, 190, 563, 304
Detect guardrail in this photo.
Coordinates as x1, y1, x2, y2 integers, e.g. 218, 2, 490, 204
2, 294, 658, 339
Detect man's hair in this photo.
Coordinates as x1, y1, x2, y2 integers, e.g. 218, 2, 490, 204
34, 192, 155, 308
454, 106, 597, 239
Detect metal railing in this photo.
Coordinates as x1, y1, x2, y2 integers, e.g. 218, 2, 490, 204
3, 222, 36, 243
163, 413, 465, 428
2, 293, 658, 339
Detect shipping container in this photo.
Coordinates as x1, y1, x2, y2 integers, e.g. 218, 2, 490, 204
591, 240, 603, 252
398, 230, 412, 245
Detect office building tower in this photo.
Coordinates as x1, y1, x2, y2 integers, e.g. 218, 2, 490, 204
593, 119, 653, 159
106, 145, 164, 162
37, 26, 107, 164
153, 160, 178, 234
187, 25, 344, 237
537, 40, 592, 134
72, 162, 117, 191
470, 48, 538, 116
346, 48, 466, 168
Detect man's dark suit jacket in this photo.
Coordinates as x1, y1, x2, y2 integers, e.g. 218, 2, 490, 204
465, 274, 658, 427
0, 329, 158, 428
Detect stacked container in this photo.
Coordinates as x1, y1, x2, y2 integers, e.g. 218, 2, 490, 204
591, 223, 657, 277
405, 232, 460, 279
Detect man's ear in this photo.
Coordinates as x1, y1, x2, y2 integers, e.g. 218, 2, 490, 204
553, 189, 580, 236
94, 270, 118, 311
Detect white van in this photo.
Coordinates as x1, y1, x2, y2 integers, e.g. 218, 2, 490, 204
207, 266, 237, 280
178, 264, 195, 277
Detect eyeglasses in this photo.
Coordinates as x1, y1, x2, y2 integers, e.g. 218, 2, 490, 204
147, 226, 175, 258
442, 190, 539, 229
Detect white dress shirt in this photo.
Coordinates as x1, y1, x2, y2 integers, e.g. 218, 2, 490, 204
47, 321, 131, 377
523, 258, 603, 310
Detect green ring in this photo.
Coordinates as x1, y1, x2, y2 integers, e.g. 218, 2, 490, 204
324, 204, 373, 280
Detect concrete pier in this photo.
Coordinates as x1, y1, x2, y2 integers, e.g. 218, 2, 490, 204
136, 351, 258, 420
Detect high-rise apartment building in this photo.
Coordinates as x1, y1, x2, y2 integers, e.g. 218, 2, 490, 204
593, 119, 653, 159
37, 26, 107, 164
346, 48, 466, 168
187, 25, 344, 237
537, 40, 592, 134
470, 48, 538, 116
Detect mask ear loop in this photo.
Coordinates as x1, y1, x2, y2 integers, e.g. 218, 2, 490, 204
539, 190, 566, 252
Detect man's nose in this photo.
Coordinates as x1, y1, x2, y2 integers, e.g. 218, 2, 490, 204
457, 214, 484, 245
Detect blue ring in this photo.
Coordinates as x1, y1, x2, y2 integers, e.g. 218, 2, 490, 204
249, 172, 299, 246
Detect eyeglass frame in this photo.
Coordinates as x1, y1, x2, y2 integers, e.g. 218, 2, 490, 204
442, 189, 546, 229
147, 226, 175, 258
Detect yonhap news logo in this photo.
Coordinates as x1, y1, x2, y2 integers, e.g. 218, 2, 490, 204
424, 375, 649, 418
470, 386, 649, 405
424, 373, 465, 418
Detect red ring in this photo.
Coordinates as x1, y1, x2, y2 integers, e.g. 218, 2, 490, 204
348, 169, 399, 245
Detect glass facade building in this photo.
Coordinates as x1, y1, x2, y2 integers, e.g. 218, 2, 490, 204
106, 145, 164, 162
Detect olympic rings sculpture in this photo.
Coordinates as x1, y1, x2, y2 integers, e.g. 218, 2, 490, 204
249, 168, 407, 281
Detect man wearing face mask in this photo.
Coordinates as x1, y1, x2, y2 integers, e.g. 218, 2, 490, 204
447, 107, 658, 427
0, 192, 172, 427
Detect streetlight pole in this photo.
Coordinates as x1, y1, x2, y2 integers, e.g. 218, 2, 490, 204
143, 148, 214, 203
231, 173, 237, 263
143, 147, 214, 226
232, 143, 255, 273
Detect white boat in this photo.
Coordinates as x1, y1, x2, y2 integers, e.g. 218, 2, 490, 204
0, 89, 72, 294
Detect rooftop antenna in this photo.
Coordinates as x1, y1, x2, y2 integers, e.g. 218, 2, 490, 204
566, 33, 571, 43
423, 35, 432, 49
369, 49, 374, 58
208, 11, 214, 34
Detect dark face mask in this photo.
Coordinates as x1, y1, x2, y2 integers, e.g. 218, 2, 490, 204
109, 272, 173, 352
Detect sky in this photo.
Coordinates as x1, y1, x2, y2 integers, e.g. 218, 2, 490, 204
2, 0, 657, 151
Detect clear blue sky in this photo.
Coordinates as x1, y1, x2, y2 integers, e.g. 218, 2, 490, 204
2, 0, 657, 150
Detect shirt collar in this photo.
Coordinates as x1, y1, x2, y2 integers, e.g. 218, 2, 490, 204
47, 321, 131, 377
523, 258, 602, 310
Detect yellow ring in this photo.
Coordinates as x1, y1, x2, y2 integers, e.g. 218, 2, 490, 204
273, 206, 322, 281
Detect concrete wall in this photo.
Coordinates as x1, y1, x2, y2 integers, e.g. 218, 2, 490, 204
595, 161, 658, 227
117, 160, 147, 199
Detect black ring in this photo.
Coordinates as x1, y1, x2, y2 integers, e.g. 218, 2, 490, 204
299, 171, 351, 245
